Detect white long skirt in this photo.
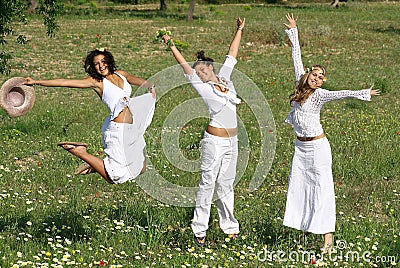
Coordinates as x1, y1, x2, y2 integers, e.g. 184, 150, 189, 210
102, 93, 155, 184
283, 137, 336, 234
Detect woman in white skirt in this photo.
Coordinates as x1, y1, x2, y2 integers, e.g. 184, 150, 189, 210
24, 48, 156, 184
283, 14, 380, 251
161, 18, 245, 246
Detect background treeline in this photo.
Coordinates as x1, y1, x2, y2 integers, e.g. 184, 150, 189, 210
59, 0, 388, 5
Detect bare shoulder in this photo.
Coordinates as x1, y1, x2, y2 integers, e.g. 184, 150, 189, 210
85, 76, 103, 95
116, 69, 129, 77
83, 76, 99, 87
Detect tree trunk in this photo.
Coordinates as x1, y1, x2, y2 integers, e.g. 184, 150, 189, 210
160, 0, 168, 10
187, 0, 196, 21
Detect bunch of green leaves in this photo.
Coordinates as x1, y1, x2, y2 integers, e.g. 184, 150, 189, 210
154, 28, 189, 51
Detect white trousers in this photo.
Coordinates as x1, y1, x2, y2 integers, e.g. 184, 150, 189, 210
191, 131, 239, 238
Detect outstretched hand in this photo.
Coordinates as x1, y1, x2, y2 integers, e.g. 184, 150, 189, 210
161, 34, 171, 44
148, 86, 156, 99
24, 77, 35, 86
368, 85, 381, 96
284, 13, 298, 29
237, 17, 245, 30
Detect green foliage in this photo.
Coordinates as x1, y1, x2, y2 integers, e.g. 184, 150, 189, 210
154, 29, 190, 52
0, 52, 12, 75
243, 5, 252, 11
374, 77, 390, 94
38, 0, 64, 37
0, 0, 28, 74
89, 1, 99, 13
0, 0, 63, 74
172, 38, 190, 51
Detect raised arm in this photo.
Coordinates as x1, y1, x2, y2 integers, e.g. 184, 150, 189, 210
24, 76, 95, 89
162, 35, 193, 75
227, 17, 245, 58
284, 14, 305, 83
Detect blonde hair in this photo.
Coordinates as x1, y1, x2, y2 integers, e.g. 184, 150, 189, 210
290, 65, 326, 105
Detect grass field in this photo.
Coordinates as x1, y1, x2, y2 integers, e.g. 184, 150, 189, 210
0, 1, 399, 267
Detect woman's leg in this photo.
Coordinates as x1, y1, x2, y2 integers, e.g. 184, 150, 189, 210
324, 232, 333, 247
59, 144, 114, 184
215, 138, 239, 235
321, 232, 333, 253
191, 136, 220, 238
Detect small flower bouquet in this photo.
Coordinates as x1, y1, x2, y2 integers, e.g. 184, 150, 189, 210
155, 28, 172, 45
154, 28, 189, 51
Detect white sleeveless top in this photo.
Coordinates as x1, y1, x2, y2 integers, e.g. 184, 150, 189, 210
101, 72, 132, 120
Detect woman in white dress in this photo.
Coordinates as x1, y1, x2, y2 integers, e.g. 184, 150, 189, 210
24, 48, 156, 184
283, 14, 380, 251
161, 18, 245, 246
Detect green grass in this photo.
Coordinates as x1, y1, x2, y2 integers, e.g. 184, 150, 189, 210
0, 2, 399, 267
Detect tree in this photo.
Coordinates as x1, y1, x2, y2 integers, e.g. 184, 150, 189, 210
187, 0, 196, 21
0, 0, 63, 75
160, 0, 168, 10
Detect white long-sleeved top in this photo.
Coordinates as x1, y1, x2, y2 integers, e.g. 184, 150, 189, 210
285, 27, 371, 137
184, 55, 241, 129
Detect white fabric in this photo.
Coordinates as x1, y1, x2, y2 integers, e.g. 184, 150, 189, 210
285, 88, 371, 137
191, 131, 239, 237
101, 72, 132, 120
184, 55, 239, 129
103, 93, 155, 184
283, 137, 336, 234
285, 27, 305, 84
285, 27, 371, 137
283, 28, 372, 235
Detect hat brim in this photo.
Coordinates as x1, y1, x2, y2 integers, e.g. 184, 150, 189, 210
0, 77, 35, 117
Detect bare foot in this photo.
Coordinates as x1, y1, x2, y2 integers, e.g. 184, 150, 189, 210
74, 162, 96, 175
57, 142, 88, 155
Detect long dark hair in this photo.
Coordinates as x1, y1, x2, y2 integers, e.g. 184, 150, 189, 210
192, 50, 214, 68
84, 49, 117, 81
290, 64, 326, 105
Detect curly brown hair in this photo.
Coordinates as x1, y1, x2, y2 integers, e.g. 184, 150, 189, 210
84, 49, 118, 81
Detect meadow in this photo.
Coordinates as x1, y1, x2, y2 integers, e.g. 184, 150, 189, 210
0, 1, 399, 267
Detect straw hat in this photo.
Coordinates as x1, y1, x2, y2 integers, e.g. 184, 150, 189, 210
0, 77, 35, 117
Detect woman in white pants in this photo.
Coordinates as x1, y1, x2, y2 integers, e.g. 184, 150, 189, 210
283, 14, 380, 252
162, 17, 245, 246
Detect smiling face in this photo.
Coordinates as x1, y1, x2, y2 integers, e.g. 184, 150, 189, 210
194, 63, 215, 83
307, 67, 325, 89
93, 54, 110, 77
84, 49, 117, 81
